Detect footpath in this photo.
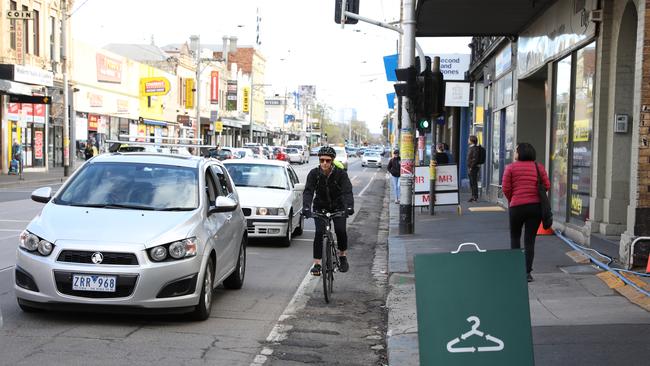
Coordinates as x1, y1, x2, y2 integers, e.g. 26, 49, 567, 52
0, 166, 72, 189
385, 194, 650, 366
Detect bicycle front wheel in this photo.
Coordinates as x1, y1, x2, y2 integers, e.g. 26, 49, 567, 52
322, 234, 333, 303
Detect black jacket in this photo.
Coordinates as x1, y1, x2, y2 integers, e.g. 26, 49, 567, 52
303, 166, 354, 212
467, 145, 480, 169
387, 157, 401, 177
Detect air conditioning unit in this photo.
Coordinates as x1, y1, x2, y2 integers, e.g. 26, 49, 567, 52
589, 9, 603, 23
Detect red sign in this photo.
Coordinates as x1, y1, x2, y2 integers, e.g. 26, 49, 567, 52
210, 71, 219, 104
21, 103, 33, 122
96, 53, 123, 83
400, 161, 414, 176
34, 131, 43, 159
33, 104, 45, 123
88, 114, 99, 131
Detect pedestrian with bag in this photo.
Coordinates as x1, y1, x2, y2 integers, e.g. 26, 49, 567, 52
466, 135, 485, 202
387, 149, 401, 204
502, 142, 551, 282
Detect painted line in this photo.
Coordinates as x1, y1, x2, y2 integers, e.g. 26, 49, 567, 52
358, 170, 380, 197
0, 229, 22, 232
252, 267, 319, 364
0, 234, 19, 240
291, 238, 313, 242
0, 265, 15, 273
0, 219, 31, 223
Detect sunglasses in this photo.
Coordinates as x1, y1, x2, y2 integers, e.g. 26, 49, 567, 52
319, 158, 333, 163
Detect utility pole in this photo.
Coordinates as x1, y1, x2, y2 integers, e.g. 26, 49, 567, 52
62, 0, 70, 176
249, 68, 254, 144
398, 0, 416, 234
429, 56, 441, 216
191, 35, 202, 152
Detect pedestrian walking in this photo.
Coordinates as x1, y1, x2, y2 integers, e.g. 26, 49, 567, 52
502, 142, 550, 282
387, 149, 401, 204
466, 135, 484, 202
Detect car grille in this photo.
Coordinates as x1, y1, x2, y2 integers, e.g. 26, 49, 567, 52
242, 208, 252, 216
53, 271, 138, 298
57, 251, 139, 265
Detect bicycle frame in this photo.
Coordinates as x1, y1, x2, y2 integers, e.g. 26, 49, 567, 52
312, 210, 346, 303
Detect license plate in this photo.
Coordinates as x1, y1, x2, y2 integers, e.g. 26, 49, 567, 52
72, 274, 117, 292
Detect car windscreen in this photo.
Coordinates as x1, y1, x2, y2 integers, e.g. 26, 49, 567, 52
286, 148, 299, 153
224, 164, 288, 190
287, 145, 303, 151
54, 162, 199, 210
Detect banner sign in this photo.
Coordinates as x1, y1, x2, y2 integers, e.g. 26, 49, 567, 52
185, 78, 194, 108
88, 114, 99, 131
242, 86, 250, 113
210, 71, 219, 104
96, 53, 122, 83
415, 249, 534, 365
226, 80, 238, 111
34, 130, 43, 159
414, 165, 460, 206
140, 77, 171, 96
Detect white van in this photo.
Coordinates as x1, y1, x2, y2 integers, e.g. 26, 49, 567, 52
286, 140, 309, 163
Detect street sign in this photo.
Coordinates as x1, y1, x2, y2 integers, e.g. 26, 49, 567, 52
415, 247, 534, 366
214, 121, 223, 133
414, 165, 460, 206
6, 10, 34, 19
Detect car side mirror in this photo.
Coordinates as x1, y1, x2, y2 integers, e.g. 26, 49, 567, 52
209, 196, 238, 214
293, 183, 305, 192
31, 187, 52, 203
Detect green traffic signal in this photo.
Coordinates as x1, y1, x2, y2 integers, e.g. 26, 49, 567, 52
419, 119, 430, 129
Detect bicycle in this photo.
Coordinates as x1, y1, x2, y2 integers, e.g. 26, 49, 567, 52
311, 210, 347, 303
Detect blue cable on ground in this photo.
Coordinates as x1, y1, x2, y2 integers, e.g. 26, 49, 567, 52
554, 230, 650, 298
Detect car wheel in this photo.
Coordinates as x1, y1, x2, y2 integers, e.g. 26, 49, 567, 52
224, 235, 246, 289
17, 299, 42, 313
281, 213, 293, 247
293, 213, 304, 236
190, 256, 214, 321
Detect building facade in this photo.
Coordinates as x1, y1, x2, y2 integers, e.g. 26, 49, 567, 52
466, 0, 648, 265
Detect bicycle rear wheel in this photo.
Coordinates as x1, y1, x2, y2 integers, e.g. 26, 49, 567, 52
322, 234, 333, 303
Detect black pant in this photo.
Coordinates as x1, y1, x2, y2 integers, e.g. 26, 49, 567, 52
469, 166, 480, 199
313, 216, 347, 259
509, 203, 542, 274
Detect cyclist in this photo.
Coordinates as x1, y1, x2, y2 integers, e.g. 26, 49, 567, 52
302, 146, 354, 276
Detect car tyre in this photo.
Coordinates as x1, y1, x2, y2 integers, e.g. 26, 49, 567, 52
280, 214, 292, 247
224, 235, 246, 289
190, 257, 214, 321
293, 213, 304, 236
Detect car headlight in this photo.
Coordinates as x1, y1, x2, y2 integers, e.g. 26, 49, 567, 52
257, 207, 285, 216
19, 230, 55, 256
148, 238, 197, 262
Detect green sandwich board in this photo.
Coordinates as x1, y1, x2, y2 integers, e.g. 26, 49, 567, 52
415, 244, 534, 366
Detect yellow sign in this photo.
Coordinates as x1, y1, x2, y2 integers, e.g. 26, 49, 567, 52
573, 119, 590, 142
185, 78, 194, 108
400, 130, 414, 160
242, 86, 250, 113
215, 121, 223, 133
140, 77, 171, 96
475, 106, 484, 125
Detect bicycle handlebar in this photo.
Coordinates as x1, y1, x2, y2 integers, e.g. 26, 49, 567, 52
311, 210, 347, 221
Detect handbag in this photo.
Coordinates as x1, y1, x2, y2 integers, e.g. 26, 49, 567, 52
534, 162, 553, 229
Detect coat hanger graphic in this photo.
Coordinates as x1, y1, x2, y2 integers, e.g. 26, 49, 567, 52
446, 316, 505, 353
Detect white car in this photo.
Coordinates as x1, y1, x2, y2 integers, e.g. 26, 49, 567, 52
223, 159, 304, 246
286, 148, 304, 164
333, 146, 348, 170
231, 148, 256, 159
15, 153, 247, 320
362, 151, 382, 168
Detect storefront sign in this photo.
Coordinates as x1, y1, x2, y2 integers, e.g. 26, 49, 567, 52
88, 92, 103, 107
210, 71, 219, 104
15, 22, 24, 65
242, 86, 250, 113
96, 53, 122, 83
8, 94, 51, 104
414, 165, 460, 206
21, 103, 33, 123
88, 114, 99, 131
517, 0, 597, 79
265, 99, 283, 106
140, 77, 171, 96
185, 78, 194, 108
226, 80, 238, 111
116, 99, 129, 113
14, 65, 54, 87
8, 103, 20, 120
444, 82, 470, 107
33, 104, 45, 123
34, 130, 43, 159
425, 54, 470, 81
177, 114, 191, 127
495, 45, 512, 78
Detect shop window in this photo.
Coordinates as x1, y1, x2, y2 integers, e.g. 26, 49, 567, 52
491, 111, 501, 185
22, 5, 29, 54
33, 9, 40, 56
49, 16, 55, 61
551, 56, 571, 221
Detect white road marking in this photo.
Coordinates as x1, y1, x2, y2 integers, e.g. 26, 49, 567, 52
0, 265, 15, 273
0, 219, 30, 223
291, 238, 313, 242
0, 229, 22, 232
0, 234, 19, 240
358, 170, 380, 197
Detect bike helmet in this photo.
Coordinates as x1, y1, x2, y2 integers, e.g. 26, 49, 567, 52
318, 146, 336, 159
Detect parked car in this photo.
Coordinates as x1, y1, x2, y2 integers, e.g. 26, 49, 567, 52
286, 148, 304, 164
310, 146, 321, 156
223, 159, 304, 246
333, 146, 348, 170
362, 151, 382, 168
231, 148, 257, 159
286, 141, 309, 163
15, 153, 247, 320
272, 147, 288, 161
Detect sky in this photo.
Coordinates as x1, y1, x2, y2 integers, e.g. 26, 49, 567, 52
71, 0, 471, 133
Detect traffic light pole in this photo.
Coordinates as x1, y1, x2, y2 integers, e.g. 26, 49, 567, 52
429, 56, 441, 216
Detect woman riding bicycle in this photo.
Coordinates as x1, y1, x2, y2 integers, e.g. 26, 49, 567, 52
302, 146, 355, 276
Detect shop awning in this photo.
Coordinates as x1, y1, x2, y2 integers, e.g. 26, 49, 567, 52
221, 118, 244, 129
0, 80, 35, 96
141, 118, 167, 126
415, 0, 555, 37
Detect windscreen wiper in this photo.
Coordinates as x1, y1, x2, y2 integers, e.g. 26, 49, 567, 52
70, 203, 156, 210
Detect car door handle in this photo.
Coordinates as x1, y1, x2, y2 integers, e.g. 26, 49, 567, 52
226, 214, 232, 221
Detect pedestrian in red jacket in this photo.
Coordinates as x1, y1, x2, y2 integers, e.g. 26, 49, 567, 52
502, 142, 550, 282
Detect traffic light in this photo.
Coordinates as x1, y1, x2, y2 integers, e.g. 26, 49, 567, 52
335, 0, 360, 24
417, 119, 431, 135
393, 66, 418, 100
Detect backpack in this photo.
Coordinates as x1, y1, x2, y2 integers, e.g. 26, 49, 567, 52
476, 145, 486, 165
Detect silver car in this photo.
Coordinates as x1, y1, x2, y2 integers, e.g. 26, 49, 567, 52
15, 153, 247, 320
